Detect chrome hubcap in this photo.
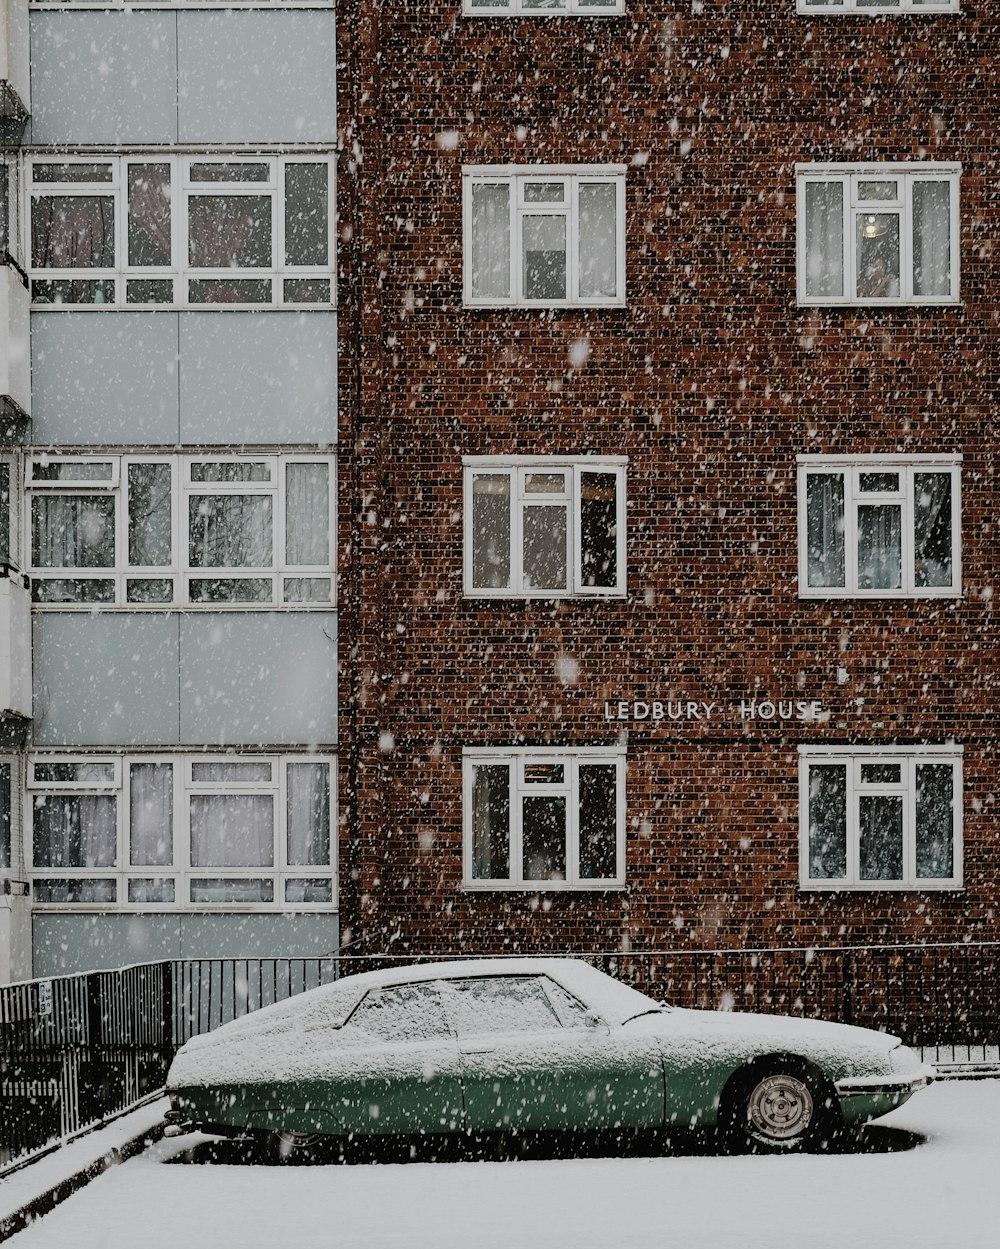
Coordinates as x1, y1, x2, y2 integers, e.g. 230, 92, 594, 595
747, 1074, 814, 1141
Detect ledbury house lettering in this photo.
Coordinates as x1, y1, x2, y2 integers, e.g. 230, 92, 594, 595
603, 699, 828, 723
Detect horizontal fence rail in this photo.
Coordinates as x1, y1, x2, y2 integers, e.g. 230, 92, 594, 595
2, 942, 999, 1169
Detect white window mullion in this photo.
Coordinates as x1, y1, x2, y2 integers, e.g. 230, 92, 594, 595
566, 760, 580, 886
510, 762, 523, 885
846, 759, 860, 887
901, 467, 916, 594
568, 178, 580, 303
903, 758, 917, 888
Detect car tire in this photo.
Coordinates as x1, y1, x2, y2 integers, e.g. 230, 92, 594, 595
268, 1130, 321, 1163
721, 1059, 839, 1154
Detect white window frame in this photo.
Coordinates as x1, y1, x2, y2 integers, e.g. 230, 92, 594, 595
799, 745, 963, 891
463, 747, 626, 891
797, 2, 959, 13
0, 755, 23, 881
463, 165, 626, 308
795, 163, 960, 306
25, 452, 336, 609
26, 154, 335, 309
463, 456, 626, 599
797, 454, 961, 599
29, 1, 332, 7
26, 753, 337, 911
464, 0, 624, 14
0, 449, 20, 573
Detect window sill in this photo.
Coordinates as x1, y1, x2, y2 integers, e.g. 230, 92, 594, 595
796, 298, 962, 309
800, 882, 963, 893
462, 882, 627, 892
29, 303, 337, 313
798, 589, 962, 601
463, 591, 627, 602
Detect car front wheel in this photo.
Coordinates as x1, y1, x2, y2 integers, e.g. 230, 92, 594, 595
723, 1061, 837, 1153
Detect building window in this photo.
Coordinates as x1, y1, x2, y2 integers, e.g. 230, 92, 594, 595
463, 749, 625, 889
464, 457, 626, 598
26, 453, 335, 608
798, 1, 958, 12
797, 456, 960, 598
796, 164, 960, 305
27, 754, 335, 909
464, 167, 625, 307
799, 747, 962, 891
464, 0, 623, 13
0, 453, 17, 572
28, 155, 334, 308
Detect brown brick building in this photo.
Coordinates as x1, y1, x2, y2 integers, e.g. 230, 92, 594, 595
335, 1, 996, 963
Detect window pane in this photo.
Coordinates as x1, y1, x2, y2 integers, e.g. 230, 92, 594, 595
283, 577, 333, 603
916, 764, 954, 879
34, 879, 117, 904
524, 472, 565, 494
188, 495, 272, 567
285, 878, 333, 904
0, 763, 10, 872
448, 978, 562, 1036
187, 278, 272, 304
912, 181, 951, 297
31, 461, 114, 483
860, 763, 901, 784
471, 474, 511, 589
190, 878, 274, 903
858, 504, 902, 589
127, 279, 174, 304
32, 496, 115, 568
579, 471, 618, 589
914, 472, 953, 588
188, 577, 273, 603
128, 164, 172, 268
285, 463, 330, 565
579, 764, 617, 879
522, 214, 567, 300
189, 163, 270, 184
806, 474, 845, 588
31, 196, 115, 268
34, 761, 115, 784
128, 878, 175, 903
855, 214, 900, 299
857, 181, 899, 201
808, 765, 847, 879
578, 182, 617, 299
471, 763, 509, 879
32, 578, 116, 604
858, 472, 899, 493
523, 504, 567, 589
129, 763, 173, 867
188, 196, 272, 268
523, 763, 565, 785
523, 182, 565, 203
190, 794, 274, 867
0, 462, 10, 567
127, 578, 173, 604
283, 278, 331, 304
470, 183, 510, 300
32, 794, 117, 868
32, 279, 116, 305
284, 163, 329, 266
804, 181, 844, 298
191, 761, 272, 783
191, 462, 271, 483
32, 164, 114, 184
128, 463, 172, 566
859, 794, 903, 880
287, 762, 331, 867
522, 795, 566, 880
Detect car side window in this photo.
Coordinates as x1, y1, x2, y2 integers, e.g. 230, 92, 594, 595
541, 978, 594, 1028
445, 976, 565, 1036
346, 984, 451, 1042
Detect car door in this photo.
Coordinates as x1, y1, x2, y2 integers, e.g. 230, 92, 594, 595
443, 975, 663, 1133
317, 981, 464, 1136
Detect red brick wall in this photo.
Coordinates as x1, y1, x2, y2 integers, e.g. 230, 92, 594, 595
338, 2, 999, 956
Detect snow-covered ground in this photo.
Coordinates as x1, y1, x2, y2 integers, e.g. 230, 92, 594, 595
9, 1079, 1000, 1249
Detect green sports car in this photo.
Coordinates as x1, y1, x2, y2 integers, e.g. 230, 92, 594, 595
165, 958, 932, 1155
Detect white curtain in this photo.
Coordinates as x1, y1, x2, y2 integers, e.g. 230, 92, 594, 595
911, 180, 951, 297
857, 504, 902, 590
578, 182, 617, 298
470, 183, 511, 300
804, 181, 844, 298
805, 474, 845, 588
285, 463, 330, 565
190, 794, 274, 868
286, 762, 330, 867
129, 762, 173, 867
32, 794, 117, 868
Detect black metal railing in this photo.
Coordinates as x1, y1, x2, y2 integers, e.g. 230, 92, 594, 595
2, 942, 998, 1170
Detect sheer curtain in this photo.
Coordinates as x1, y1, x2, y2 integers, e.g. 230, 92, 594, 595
285, 464, 330, 566
129, 763, 173, 867
578, 183, 617, 298
470, 184, 511, 300
190, 794, 274, 868
286, 762, 331, 866
805, 474, 845, 587
804, 181, 844, 298
33, 795, 117, 868
912, 180, 951, 297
